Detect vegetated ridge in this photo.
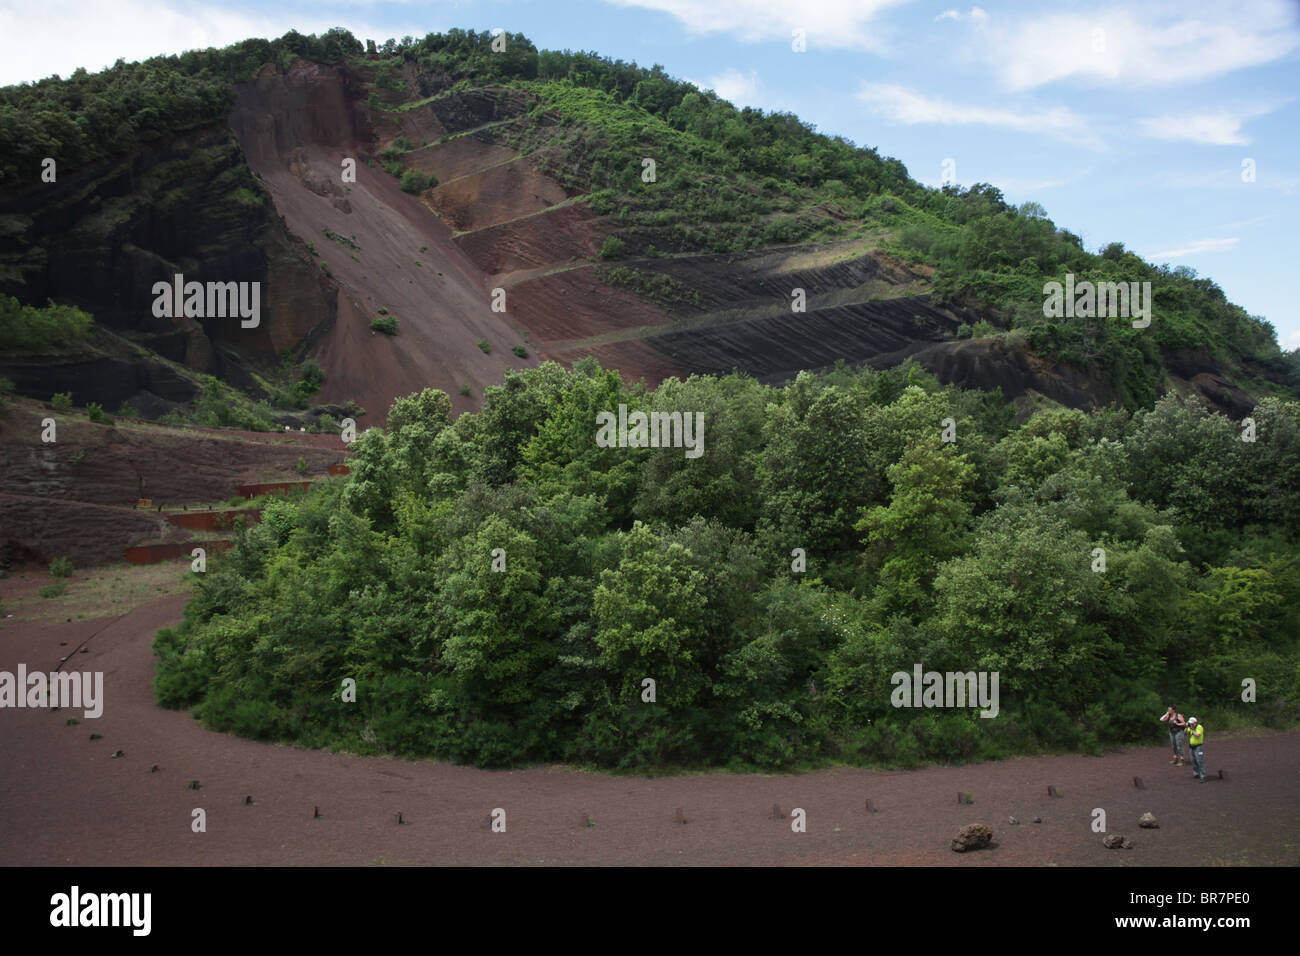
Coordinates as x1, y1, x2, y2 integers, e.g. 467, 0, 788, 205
1, 28, 1294, 427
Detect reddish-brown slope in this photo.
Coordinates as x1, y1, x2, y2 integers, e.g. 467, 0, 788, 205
229, 64, 537, 420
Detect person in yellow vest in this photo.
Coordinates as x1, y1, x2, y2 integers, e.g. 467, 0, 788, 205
1186, 717, 1206, 782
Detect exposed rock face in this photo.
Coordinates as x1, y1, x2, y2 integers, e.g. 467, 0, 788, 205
0, 405, 343, 507
0, 337, 199, 413
0, 88, 337, 407
908, 336, 1121, 410
0, 494, 184, 567
950, 823, 993, 852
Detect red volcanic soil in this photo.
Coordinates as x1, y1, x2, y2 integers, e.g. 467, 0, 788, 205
230, 66, 540, 420
227, 66, 697, 411
431, 157, 569, 234
1, 593, 1296, 866
0, 403, 347, 567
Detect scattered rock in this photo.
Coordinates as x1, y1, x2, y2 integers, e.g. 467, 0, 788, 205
950, 823, 993, 852
1032, 816, 1042, 824
1138, 812, 1159, 829
1103, 834, 1134, 849
1008, 816, 1019, 825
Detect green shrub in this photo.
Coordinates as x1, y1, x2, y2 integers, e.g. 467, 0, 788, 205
51, 392, 72, 411
458, 383, 473, 397
512, 344, 528, 358
399, 169, 431, 194
0, 296, 94, 352
599, 235, 626, 260
298, 358, 325, 397
116, 400, 138, 418
40, 582, 66, 599
49, 557, 74, 578
477, 339, 491, 354
295, 456, 309, 475
370, 316, 398, 335
85, 402, 114, 425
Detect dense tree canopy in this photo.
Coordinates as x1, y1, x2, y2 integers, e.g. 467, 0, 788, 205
155, 362, 1300, 770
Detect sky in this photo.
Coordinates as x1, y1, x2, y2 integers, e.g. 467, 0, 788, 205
2, 0, 1297, 348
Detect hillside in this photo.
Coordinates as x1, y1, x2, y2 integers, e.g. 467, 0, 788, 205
2, 27, 1295, 425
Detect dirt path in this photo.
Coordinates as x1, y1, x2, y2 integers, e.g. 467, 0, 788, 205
1, 597, 1296, 866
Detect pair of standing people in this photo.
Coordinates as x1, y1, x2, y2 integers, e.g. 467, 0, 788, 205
1160, 706, 1206, 782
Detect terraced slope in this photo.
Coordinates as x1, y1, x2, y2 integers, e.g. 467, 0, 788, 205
6, 41, 1288, 422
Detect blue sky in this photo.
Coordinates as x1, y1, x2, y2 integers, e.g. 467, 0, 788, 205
3, 0, 1297, 348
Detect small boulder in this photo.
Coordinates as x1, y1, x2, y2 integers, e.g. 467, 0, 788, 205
1032, 816, 1042, 824
1138, 812, 1159, 828
1008, 816, 1019, 825
950, 823, 993, 852
1103, 834, 1134, 849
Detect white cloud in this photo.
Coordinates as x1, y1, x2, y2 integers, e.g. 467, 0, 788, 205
0, 0, 411, 85
606, 0, 908, 52
1145, 237, 1240, 259
974, 1, 1300, 91
935, 7, 987, 23
1139, 112, 1252, 146
857, 83, 1098, 146
1138, 104, 1283, 146
1284, 328, 1300, 350
701, 68, 761, 107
